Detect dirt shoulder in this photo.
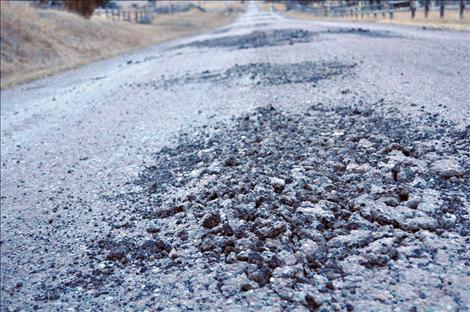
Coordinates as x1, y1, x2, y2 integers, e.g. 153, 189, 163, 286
0, 2, 243, 89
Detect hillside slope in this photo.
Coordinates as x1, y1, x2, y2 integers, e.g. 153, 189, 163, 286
0, 2, 241, 88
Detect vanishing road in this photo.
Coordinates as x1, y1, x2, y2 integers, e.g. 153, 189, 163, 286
1, 3, 469, 311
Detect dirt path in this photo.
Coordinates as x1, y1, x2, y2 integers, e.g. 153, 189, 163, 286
1, 3, 469, 311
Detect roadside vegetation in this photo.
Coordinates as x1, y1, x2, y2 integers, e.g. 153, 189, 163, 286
0, 1, 244, 89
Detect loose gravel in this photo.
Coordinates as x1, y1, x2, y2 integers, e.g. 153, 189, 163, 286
42, 103, 469, 311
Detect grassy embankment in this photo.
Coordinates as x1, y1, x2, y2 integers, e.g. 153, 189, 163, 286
0, 1, 244, 89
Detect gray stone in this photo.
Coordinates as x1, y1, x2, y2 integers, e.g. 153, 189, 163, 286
432, 158, 465, 179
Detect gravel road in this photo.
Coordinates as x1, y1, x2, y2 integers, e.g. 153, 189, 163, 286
1, 3, 469, 311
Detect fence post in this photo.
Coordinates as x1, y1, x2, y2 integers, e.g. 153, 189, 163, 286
460, 0, 465, 19
439, 0, 444, 18
424, 0, 430, 18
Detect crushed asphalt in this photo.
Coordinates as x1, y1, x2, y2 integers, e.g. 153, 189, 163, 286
73, 104, 469, 311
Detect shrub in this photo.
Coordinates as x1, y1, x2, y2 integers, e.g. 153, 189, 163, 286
63, 0, 108, 18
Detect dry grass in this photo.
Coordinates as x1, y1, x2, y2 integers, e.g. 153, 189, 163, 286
257, 2, 286, 13
0, 1, 243, 89
284, 8, 470, 32
186, 0, 246, 12
115, 0, 245, 12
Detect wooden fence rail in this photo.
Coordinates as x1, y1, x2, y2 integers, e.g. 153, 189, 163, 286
96, 8, 153, 24
287, 0, 468, 20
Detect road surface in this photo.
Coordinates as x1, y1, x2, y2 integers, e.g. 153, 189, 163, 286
1, 3, 469, 311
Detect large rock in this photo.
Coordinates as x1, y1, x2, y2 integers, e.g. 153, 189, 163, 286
432, 158, 465, 179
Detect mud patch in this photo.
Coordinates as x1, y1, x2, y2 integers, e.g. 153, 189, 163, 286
176, 29, 317, 50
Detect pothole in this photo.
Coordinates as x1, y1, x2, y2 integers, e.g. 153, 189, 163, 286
54, 104, 469, 311
131, 61, 355, 90
326, 27, 400, 38
189, 61, 355, 86
175, 29, 317, 50
175, 28, 399, 51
